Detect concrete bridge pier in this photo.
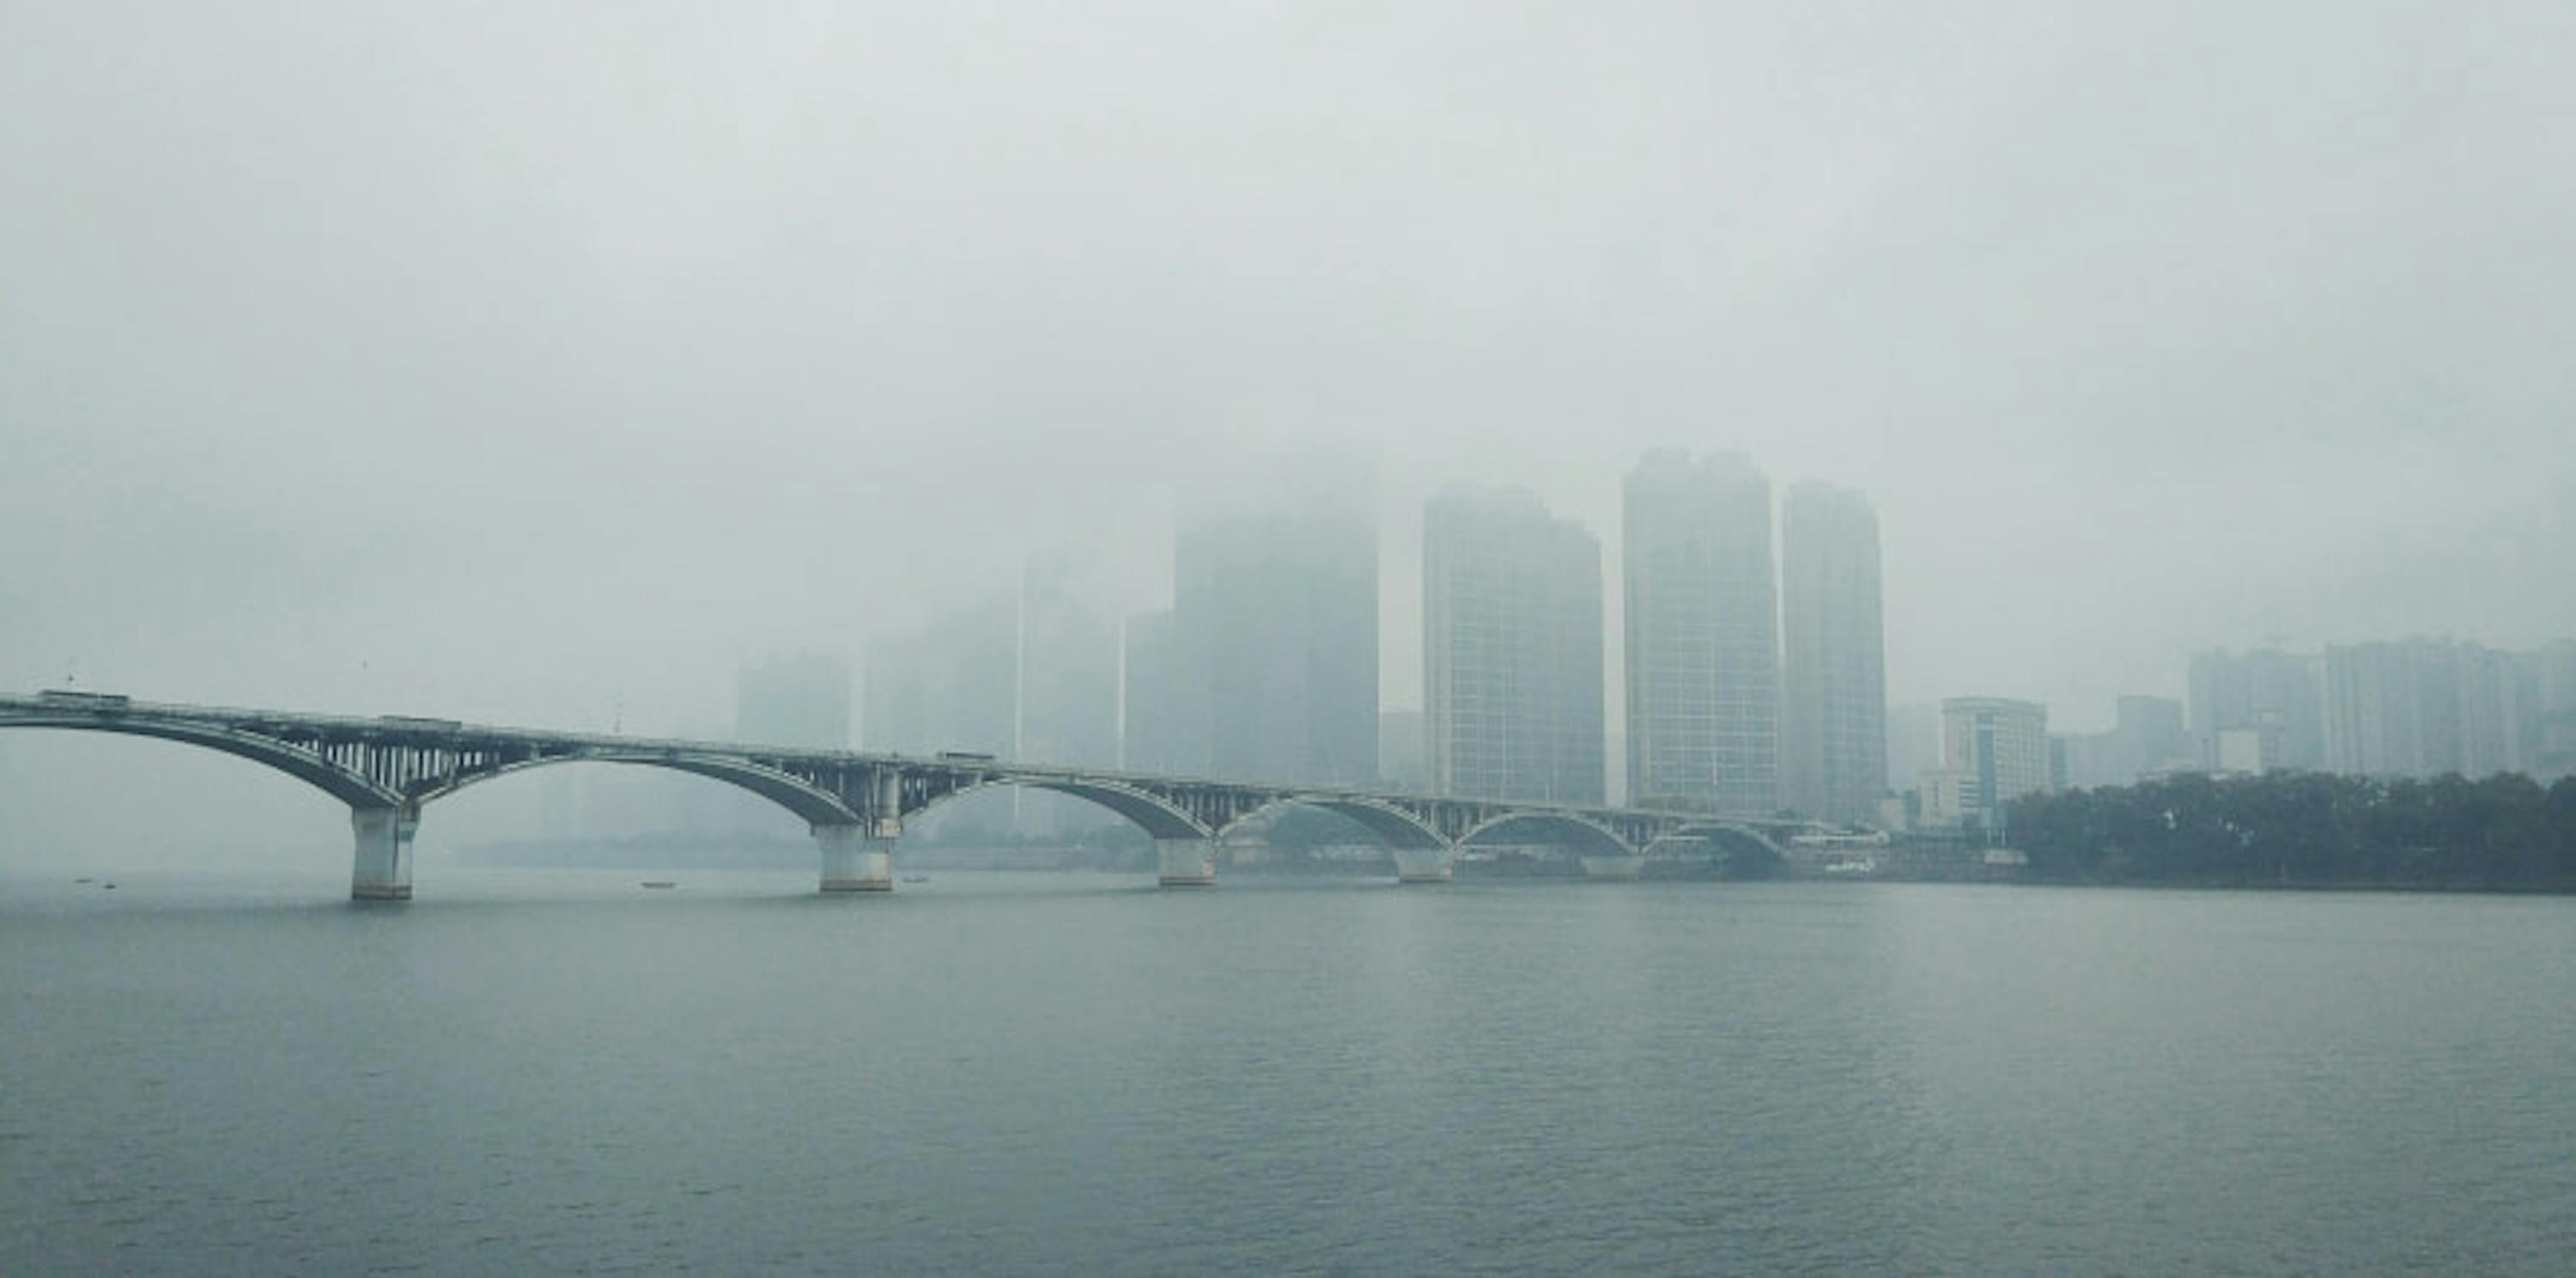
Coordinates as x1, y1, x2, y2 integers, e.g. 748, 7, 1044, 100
1393, 847, 1455, 883
350, 806, 418, 901
1157, 837, 1216, 887
817, 824, 894, 892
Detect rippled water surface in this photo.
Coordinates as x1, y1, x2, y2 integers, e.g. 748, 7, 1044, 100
5, 867, 2572, 1274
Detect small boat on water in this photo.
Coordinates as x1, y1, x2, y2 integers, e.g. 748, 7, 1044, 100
74, 878, 94, 885
640, 880, 677, 890
901, 874, 930, 884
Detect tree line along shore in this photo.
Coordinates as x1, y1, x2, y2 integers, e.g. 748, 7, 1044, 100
2005, 771, 2576, 891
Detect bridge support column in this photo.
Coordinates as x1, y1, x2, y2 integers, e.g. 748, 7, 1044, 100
1157, 837, 1216, 887
817, 824, 893, 892
1393, 847, 1455, 884
350, 806, 417, 901
1581, 855, 1646, 880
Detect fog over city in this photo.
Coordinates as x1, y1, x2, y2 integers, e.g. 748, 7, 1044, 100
12, 10, 2576, 1274
5, 2, 2573, 858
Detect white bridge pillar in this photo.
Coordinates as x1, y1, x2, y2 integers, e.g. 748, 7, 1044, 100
1157, 837, 1216, 887
350, 806, 418, 901
1393, 846, 1455, 883
817, 824, 895, 892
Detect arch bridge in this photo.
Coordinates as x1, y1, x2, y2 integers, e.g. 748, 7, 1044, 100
1, 691, 1817, 899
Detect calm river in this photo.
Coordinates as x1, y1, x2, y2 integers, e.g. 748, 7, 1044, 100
4, 867, 2571, 1274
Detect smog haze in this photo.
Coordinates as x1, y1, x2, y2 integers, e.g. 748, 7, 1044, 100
4, 1, 2572, 851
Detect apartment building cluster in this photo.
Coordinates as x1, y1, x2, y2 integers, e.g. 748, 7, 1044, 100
840, 449, 1887, 829
858, 459, 1380, 842
1418, 452, 1886, 821
1904, 638, 2576, 842
2197, 640, 2576, 781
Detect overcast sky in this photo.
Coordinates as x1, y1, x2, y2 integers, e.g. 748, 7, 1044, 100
5, 2, 2573, 850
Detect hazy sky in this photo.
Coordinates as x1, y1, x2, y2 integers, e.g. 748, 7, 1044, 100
6, 0, 2573, 841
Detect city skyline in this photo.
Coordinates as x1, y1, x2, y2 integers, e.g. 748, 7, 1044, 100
7, 432, 2563, 747
624, 463, 2576, 824
7, 0, 2571, 855
8, 6, 2572, 1269
295, 457, 2567, 830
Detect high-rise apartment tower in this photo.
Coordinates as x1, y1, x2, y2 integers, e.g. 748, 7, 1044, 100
1423, 486, 1605, 804
1170, 459, 1379, 786
1780, 482, 1886, 825
1622, 450, 1778, 815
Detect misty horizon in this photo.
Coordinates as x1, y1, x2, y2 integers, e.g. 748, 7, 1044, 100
6, 1, 2573, 856
9, 9, 2576, 1274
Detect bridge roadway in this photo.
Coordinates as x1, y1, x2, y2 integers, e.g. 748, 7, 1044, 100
0, 691, 1816, 900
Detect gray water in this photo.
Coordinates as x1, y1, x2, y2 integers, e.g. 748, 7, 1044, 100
4, 867, 2572, 1275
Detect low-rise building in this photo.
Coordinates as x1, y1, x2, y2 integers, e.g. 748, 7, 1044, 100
1937, 697, 2050, 840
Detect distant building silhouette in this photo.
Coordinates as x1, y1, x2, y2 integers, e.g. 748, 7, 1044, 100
1120, 609, 1205, 774
1622, 450, 1778, 816
2054, 695, 2190, 788
2533, 640, 2576, 779
1019, 556, 1118, 770
2183, 638, 2573, 782
2188, 648, 2324, 771
2324, 638, 2526, 780
1018, 555, 1121, 836
863, 595, 1016, 758
2118, 696, 2190, 774
1422, 485, 1604, 804
1170, 459, 1378, 787
1780, 482, 1886, 825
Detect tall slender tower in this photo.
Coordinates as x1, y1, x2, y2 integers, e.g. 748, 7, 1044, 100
1781, 482, 1886, 825
1423, 485, 1605, 804
1622, 450, 1778, 816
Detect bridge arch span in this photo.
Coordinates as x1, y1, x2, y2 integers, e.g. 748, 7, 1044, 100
1637, 831, 1705, 859
408, 752, 861, 828
1458, 810, 1638, 857
909, 775, 1221, 886
0, 711, 400, 810
1669, 823, 1784, 861
1642, 824, 1787, 878
912, 776, 1211, 842
1218, 794, 1448, 850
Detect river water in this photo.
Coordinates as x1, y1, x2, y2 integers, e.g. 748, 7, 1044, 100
4, 867, 2571, 1274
